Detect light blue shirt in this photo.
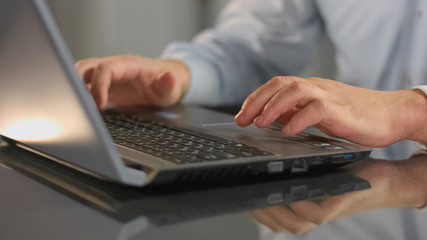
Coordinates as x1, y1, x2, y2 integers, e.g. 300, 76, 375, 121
162, 0, 427, 160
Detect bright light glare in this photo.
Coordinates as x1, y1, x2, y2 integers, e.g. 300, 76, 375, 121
2, 118, 62, 141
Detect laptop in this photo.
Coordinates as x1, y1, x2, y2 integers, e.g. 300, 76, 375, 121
0, 0, 371, 187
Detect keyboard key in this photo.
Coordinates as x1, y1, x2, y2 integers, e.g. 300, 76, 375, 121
103, 112, 274, 165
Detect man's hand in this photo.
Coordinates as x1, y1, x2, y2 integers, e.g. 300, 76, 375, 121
235, 76, 427, 147
75, 55, 191, 109
250, 154, 427, 234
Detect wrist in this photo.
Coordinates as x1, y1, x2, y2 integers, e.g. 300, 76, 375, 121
400, 89, 427, 143
394, 155, 427, 209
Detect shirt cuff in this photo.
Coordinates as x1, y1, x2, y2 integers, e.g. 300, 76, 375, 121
162, 52, 221, 106
413, 85, 427, 96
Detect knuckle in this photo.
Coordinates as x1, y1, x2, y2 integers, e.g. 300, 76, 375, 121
288, 225, 305, 235
96, 62, 113, 73
312, 214, 326, 225
75, 58, 98, 67
271, 76, 283, 82
74, 59, 89, 66
267, 76, 286, 88
288, 80, 306, 93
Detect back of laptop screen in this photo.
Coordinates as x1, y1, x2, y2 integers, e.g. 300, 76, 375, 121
0, 0, 136, 183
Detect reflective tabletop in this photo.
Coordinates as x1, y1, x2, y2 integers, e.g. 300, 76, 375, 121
0, 138, 373, 240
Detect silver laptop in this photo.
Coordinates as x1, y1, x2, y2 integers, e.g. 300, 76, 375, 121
0, 0, 371, 187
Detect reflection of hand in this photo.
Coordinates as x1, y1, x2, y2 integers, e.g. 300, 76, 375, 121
75, 55, 191, 109
235, 76, 427, 147
250, 154, 427, 234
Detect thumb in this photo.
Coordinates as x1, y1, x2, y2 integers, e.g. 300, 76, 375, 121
153, 72, 176, 97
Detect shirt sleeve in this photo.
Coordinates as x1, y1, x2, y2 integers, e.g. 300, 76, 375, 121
162, 0, 324, 106
413, 85, 427, 96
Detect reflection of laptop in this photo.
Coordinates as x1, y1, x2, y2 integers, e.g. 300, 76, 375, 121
0, 0, 371, 186
0, 143, 370, 227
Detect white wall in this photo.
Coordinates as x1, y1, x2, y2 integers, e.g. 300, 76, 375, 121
203, 0, 231, 26
47, 0, 226, 60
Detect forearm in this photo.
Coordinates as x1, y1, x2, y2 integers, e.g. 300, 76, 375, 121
162, 0, 324, 106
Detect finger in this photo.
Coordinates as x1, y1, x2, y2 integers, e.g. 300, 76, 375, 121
138, 72, 177, 106
275, 108, 300, 125
250, 209, 287, 233
74, 58, 101, 77
289, 201, 330, 225
83, 68, 95, 84
235, 76, 297, 127
90, 65, 113, 109
153, 72, 175, 96
282, 99, 339, 136
264, 206, 317, 234
290, 196, 356, 224
253, 81, 320, 128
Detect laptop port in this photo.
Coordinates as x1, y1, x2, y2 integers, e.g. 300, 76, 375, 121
267, 193, 284, 205
267, 161, 284, 173
291, 185, 308, 201
332, 153, 356, 163
291, 159, 307, 173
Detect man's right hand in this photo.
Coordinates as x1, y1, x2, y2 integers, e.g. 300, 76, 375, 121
235, 76, 427, 147
75, 55, 191, 109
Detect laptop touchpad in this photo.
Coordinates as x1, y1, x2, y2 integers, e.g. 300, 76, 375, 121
200, 122, 320, 155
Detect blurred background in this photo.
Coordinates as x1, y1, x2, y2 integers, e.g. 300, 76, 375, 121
46, 0, 230, 60
46, 0, 335, 79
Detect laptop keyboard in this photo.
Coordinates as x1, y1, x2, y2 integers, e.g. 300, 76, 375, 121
103, 112, 274, 165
